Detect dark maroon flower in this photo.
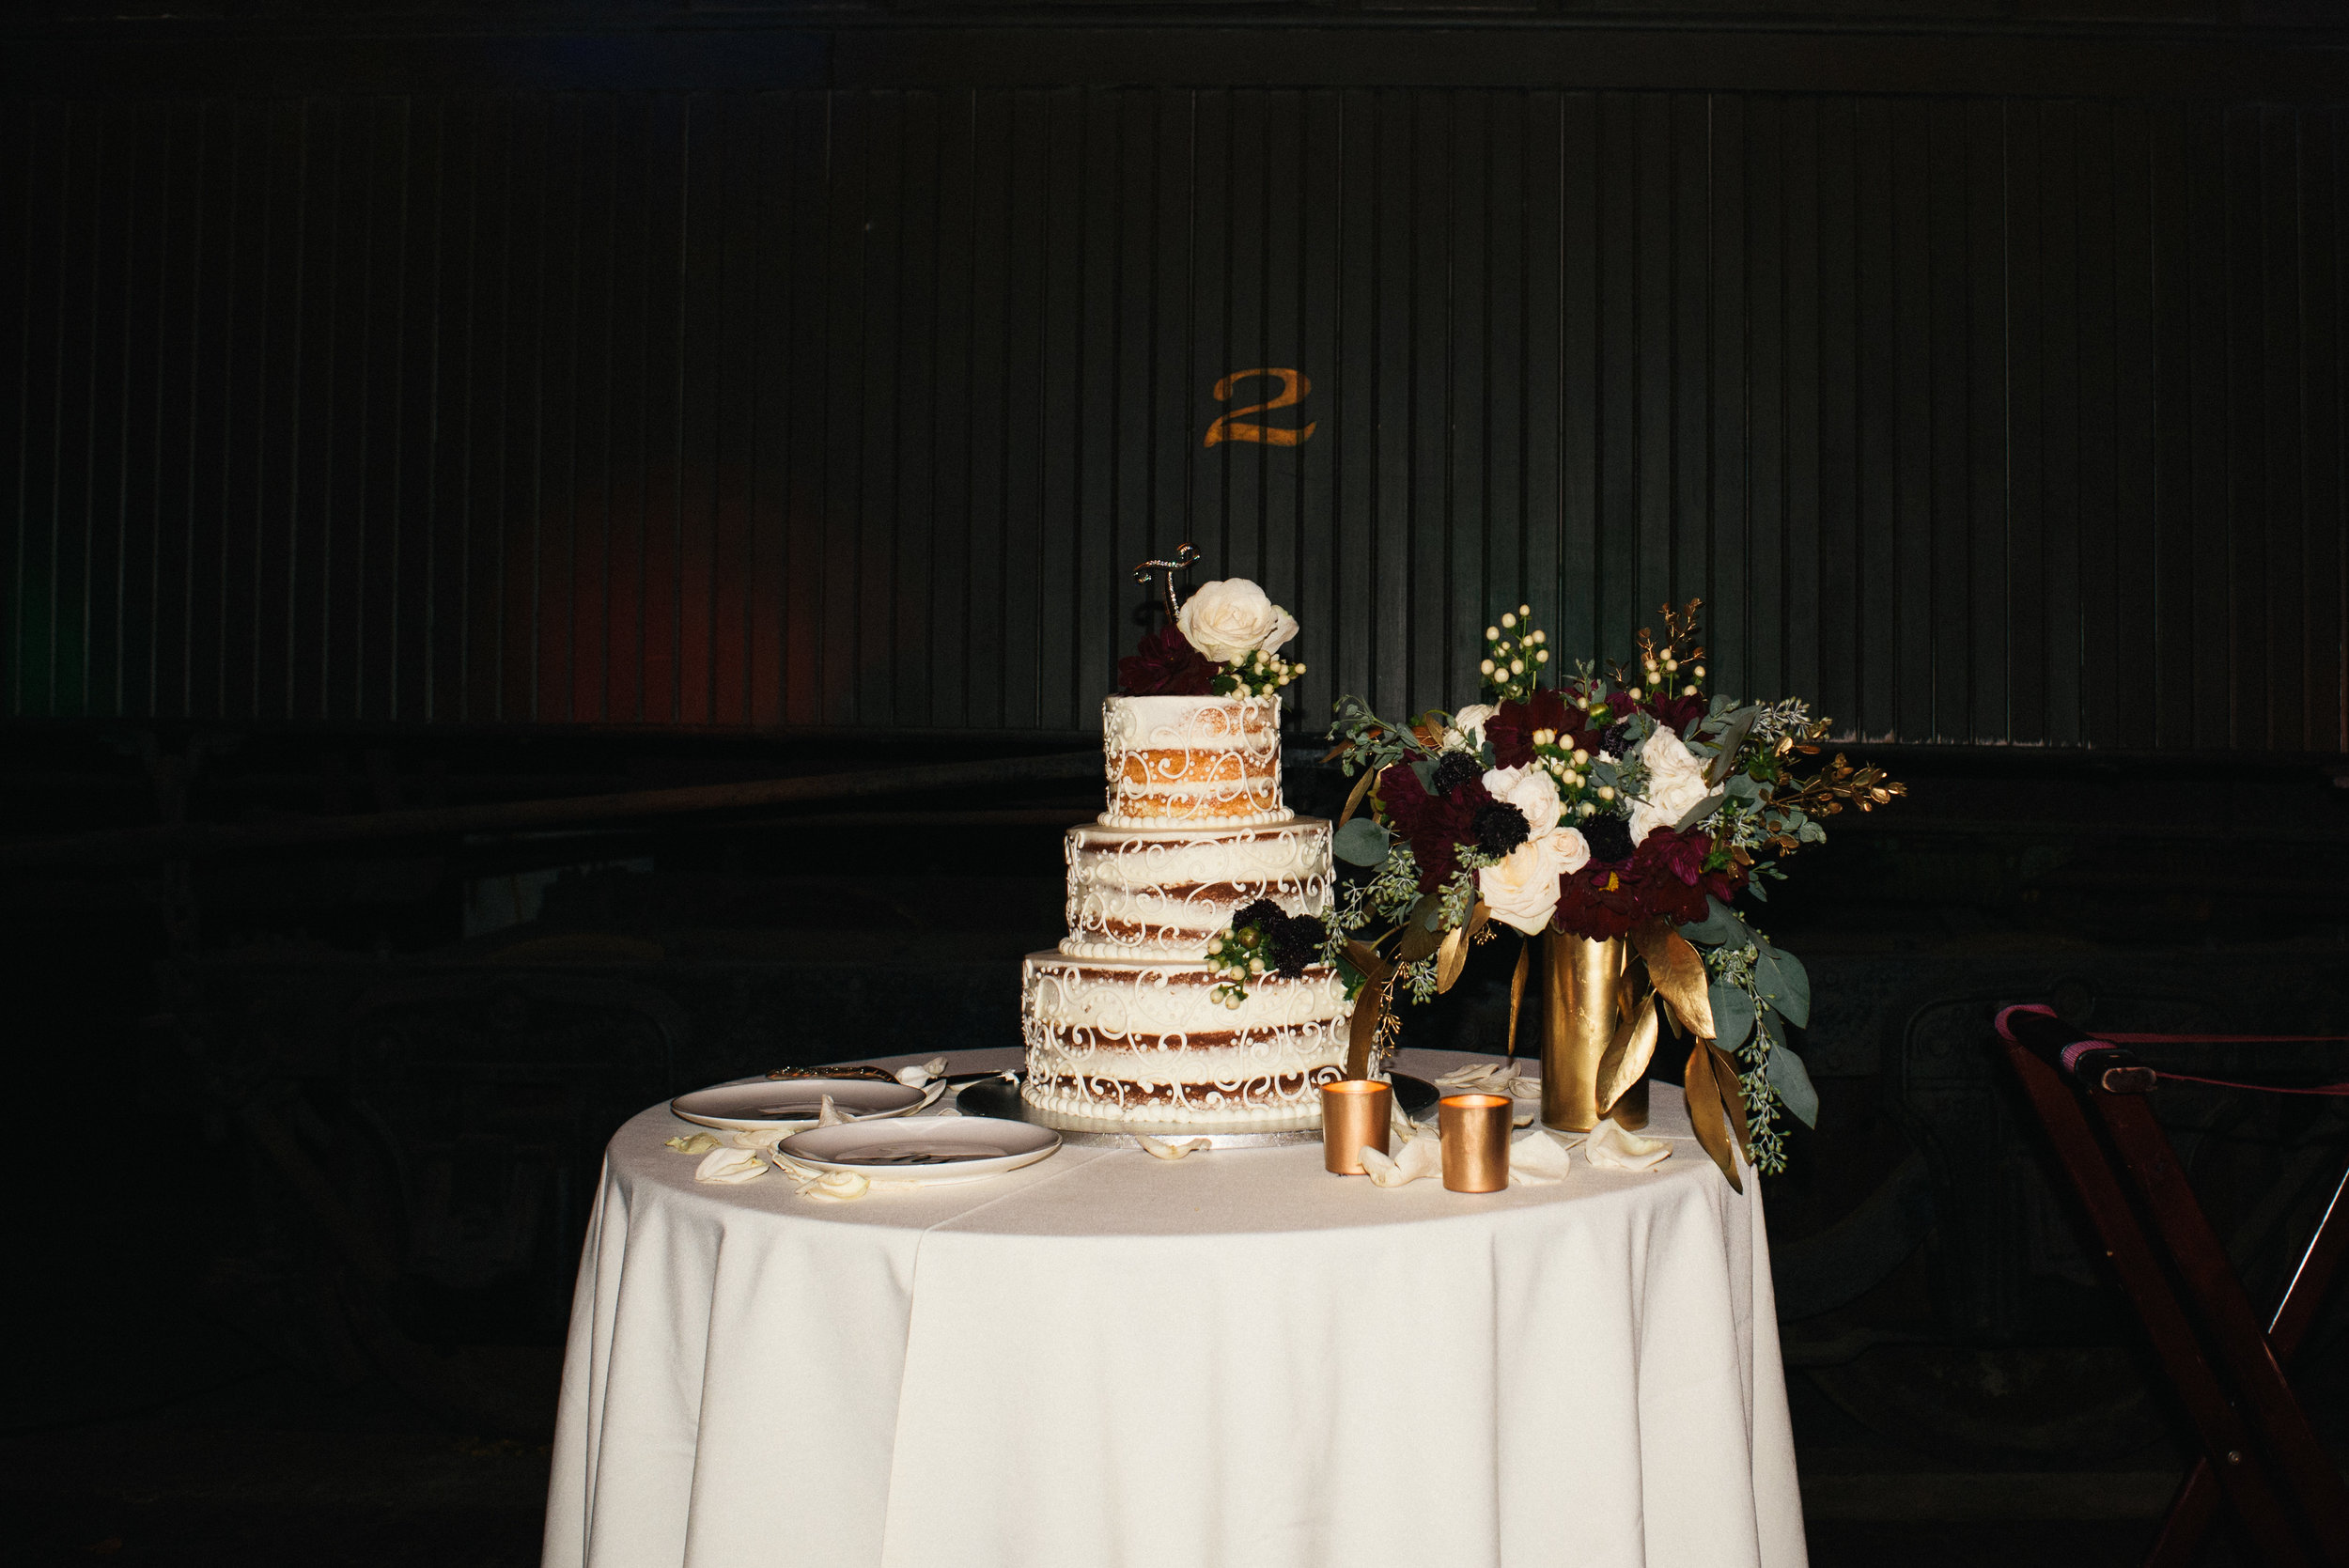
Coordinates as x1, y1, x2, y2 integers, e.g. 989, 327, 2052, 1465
1232, 898, 1283, 931
1265, 911, 1328, 976
1483, 689, 1573, 768
1551, 826, 1743, 940
1431, 751, 1484, 796
1471, 800, 1531, 857
1642, 691, 1709, 737
1578, 812, 1635, 864
1117, 624, 1218, 697
1564, 691, 1639, 757
1376, 762, 1495, 893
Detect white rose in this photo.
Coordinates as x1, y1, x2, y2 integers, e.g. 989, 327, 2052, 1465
1449, 703, 1500, 752
1176, 579, 1296, 665
1478, 838, 1565, 935
1480, 764, 1562, 837
1545, 827, 1591, 877
1627, 726, 1719, 846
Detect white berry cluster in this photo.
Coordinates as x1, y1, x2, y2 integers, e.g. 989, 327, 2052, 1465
1524, 726, 1602, 815
1205, 924, 1269, 1007
1478, 606, 1549, 702
1639, 649, 1704, 700
1217, 646, 1305, 699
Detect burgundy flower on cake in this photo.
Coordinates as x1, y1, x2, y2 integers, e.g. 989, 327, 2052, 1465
1116, 624, 1219, 697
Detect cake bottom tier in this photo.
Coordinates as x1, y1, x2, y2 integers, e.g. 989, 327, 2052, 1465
1019, 952, 1350, 1128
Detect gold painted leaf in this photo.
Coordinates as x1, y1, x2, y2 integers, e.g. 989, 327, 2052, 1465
1683, 1040, 1744, 1193
1434, 925, 1470, 994
1504, 939, 1531, 1063
1338, 766, 1377, 830
1345, 939, 1393, 986
1631, 918, 1717, 1040
1708, 1040, 1751, 1153
1594, 991, 1659, 1118
1344, 981, 1389, 1081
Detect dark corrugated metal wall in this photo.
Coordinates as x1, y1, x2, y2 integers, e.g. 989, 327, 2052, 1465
5, 89, 2343, 749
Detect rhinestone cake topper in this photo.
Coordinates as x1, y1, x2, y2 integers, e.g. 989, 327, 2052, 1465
1133, 543, 1203, 622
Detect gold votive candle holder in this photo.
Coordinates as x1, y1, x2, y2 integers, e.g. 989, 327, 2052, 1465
1439, 1094, 1512, 1192
1320, 1079, 1393, 1175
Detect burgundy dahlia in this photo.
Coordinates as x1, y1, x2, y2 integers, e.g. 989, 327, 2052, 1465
1376, 763, 1495, 893
1117, 624, 1218, 697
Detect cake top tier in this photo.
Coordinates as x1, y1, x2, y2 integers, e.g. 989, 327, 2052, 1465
1099, 694, 1288, 828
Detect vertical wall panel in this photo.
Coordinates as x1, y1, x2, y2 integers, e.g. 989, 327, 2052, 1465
3, 84, 2344, 753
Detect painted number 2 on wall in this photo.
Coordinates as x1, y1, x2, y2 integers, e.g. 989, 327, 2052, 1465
1204, 369, 1317, 447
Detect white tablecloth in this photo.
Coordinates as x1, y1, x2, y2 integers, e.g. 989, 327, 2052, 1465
543, 1047, 1806, 1568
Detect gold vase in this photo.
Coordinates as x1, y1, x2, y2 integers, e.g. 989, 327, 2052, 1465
1530, 928, 1652, 1132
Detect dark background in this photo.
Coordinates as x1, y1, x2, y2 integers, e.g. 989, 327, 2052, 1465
3, 2, 2345, 1564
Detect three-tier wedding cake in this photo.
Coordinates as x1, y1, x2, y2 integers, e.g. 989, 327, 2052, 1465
1019, 582, 1348, 1129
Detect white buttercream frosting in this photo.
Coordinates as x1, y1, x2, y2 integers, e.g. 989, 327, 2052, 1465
1060, 819, 1332, 959
1099, 694, 1288, 827
1019, 953, 1348, 1127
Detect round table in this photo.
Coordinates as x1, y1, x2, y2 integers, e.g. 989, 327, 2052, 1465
543, 1047, 1806, 1568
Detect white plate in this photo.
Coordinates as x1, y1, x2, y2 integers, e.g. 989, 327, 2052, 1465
671, 1079, 927, 1132
780, 1116, 1061, 1186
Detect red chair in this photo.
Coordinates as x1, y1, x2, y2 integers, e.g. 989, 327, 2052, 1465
1994, 1004, 2349, 1568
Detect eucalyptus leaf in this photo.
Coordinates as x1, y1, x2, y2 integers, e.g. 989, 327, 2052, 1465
1708, 982, 1757, 1049
1409, 757, 1439, 793
1677, 894, 1749, 948
1754, 944, 1812, 1029
1765, 1034, 1820, 1128
1703, 706, 1760, 785
1332, 816, 1392, 867
1673, 793, 1726, 832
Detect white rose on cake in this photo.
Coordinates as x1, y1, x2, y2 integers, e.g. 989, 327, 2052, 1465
1479, 837, 1566, 935
1177, 579, 1299, 665
1480, 764, 1563, 837
1627, 726, 1721, 846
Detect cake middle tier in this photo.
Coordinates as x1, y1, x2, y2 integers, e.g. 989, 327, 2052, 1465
1060, 817, 1332, 959
1019, 953, 1350, 1126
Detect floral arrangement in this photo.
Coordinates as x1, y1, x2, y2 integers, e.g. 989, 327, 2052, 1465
1322, 600, 1905, 1175
1119, 577, 1304, 700
1204, 899, 1337, 1009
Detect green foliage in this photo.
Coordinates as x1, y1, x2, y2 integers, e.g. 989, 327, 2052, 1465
1333, 816, 1392, 867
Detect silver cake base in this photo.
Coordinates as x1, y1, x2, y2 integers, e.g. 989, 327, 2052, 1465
954, 1074, 1323, 1148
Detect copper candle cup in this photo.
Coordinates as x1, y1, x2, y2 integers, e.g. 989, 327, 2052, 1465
1439, 1094, 1513, 1192
1320, 1079, 1393, 1174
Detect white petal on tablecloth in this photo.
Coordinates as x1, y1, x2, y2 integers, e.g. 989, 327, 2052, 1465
1584, 1117, 1674, 1172
1431, 1059, 1543, 1098
1136, 1134, 1209, 1160
1359, 1132, 1443, 1188
1506, 1127, 1575, 1185
692, 1143, 769, 1184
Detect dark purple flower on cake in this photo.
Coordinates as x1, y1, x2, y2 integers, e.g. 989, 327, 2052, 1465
1265, 912, 1329, 977
1232, 898, 1283, 932
1117, 624, 1219, 697
1470, 800, 1531, 857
